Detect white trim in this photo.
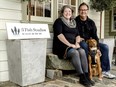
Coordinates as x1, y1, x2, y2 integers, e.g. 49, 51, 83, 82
0, 61, 8, 72
111, 8, 116, 32
28, 16, 53, 22
22, 0, 53, 22
56, 0, 78, 18
0, 71, 9, 81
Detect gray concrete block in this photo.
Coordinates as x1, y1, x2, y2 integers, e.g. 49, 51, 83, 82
46, 69, 62, 79
6, 39, 47, 86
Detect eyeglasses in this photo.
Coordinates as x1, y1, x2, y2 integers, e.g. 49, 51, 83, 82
79, 9, 88, 11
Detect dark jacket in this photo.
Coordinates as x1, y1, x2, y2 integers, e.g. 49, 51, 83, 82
75, 15, 99, 47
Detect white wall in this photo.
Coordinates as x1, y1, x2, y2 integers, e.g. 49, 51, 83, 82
0, 0, 22, 81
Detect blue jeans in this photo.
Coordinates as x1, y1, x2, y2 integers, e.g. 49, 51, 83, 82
80, 40, 110, 72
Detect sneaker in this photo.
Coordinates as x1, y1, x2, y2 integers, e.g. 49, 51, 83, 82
102, 72, 116, 79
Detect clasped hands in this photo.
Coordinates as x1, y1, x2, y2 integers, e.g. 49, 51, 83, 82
69, 43, 80, 49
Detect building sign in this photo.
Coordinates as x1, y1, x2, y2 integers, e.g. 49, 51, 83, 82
6, 23, 50, 39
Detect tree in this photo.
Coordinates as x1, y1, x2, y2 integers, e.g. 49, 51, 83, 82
90, 0, 116, 38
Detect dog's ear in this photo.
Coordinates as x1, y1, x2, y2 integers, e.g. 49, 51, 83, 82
86, 40, 89, 44
93, 39, 97, 43
86, 40, 91, 46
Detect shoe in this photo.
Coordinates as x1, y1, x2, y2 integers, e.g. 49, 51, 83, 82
85, 73, 95, 86
102, 71, 116, 79
79, 74, 91, 87
89, 79, 95, 86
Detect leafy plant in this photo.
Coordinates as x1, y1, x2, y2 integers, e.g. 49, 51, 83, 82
89, 0, 116, 38
90, 0, 116, 12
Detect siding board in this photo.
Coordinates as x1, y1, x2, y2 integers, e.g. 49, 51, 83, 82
0, 30, 7, 40
0, 51, 7, 61
0, 61, 8, 72
0, 41, 6, 51
0, 10, 21, 20
0, 20, 20, 29
0, 0, 21, 10
0, 71, 9, 81
0, 0, 21, 82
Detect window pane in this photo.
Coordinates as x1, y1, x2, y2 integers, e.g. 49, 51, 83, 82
27, 5, 34, 15
26, 0, 52, 18
114, 21, 116, 30
31, 0, 35, 15
114, 16, 116, 21
45, 1, 51, 17
64, 0, 69, 4
58, 0, 63, 3
113, 7, 116, 30
113, 7, 116, 15
58, 4, 63, 17
71, 0, 76, 5
36, 2, 43, 16
72, 7, 76, 16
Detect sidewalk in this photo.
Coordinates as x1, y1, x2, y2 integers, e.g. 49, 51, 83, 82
0, 64, 116, 87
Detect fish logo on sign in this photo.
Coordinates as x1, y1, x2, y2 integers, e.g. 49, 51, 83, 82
11, 26, 20, 35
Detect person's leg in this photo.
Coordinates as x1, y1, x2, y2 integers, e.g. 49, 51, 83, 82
78, 48, 88, 73
99, 43, 116, 79
78, 48, 95, 86
67, 48, 84, 74
80, 40, 89, 57
67, 48, 91, 87
99, 43, 110, 72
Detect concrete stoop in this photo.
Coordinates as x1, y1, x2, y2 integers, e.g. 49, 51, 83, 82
0, 65, 116, 87
1, 74, 116, 87
28, 76, 116, 87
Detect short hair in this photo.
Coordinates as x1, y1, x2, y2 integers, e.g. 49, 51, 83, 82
60, 5, 74, 16
78, 2, 89, 11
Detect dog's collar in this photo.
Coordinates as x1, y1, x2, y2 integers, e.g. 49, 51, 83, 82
90, 47, 97, 51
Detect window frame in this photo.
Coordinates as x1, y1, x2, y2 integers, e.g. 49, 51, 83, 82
56, 0, 78, 18
111, 7, 116, 32
22, 0, 53, 22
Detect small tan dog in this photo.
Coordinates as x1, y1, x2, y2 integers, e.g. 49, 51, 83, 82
87, 39, 102, 80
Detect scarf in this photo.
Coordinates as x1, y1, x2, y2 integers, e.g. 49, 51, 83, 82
60, 16, 76, 28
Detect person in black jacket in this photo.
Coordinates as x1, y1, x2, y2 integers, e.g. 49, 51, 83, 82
53, 5, 94, 87
75, 2, 116, 79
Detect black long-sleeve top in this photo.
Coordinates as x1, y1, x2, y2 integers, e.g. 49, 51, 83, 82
53, 18, 79, 59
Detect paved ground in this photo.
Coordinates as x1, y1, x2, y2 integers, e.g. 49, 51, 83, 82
0, 64, 116, 87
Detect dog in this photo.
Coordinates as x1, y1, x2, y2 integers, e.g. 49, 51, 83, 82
87, 38, 102, 80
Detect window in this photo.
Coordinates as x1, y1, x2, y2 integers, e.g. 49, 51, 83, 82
23, 0, 53, 22
22, 0, 78, 22
111, 7, 116, 32
57, 0, 78, 17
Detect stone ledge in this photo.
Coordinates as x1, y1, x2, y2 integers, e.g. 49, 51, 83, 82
46, 53, 75, 70
46, 69, 62, 79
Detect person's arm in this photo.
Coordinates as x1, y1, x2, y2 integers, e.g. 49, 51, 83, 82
75, 36, 80, 48
53, 18, 76, 48
57, 34, 76, 48
91, 21, 99, 43
91, 20, 101, 55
